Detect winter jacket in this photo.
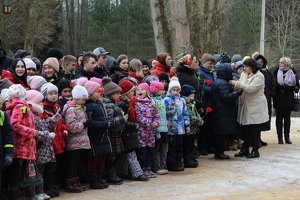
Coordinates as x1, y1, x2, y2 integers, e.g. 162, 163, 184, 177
197, 65, 215, 109
118, 100, 138, 134
5, 98, 36, 160
62, 101, 91, 150
0, 111, 13, 170
41, 73, 61, 86
74, 66, 96, 80
136, 97, 160, 147
110, 64, 129, 84
31, 102, 56, 164
102, 96, 125, 137
151, 61, 176, 78
151, 96, 168, 133
184, 97, 202, 135
176, 64, 202, 110
1, 70, 28, 89
43, 100, 68, 154
0, 48, 13, 73
211, 63, 240, 135
235, 71, 268, 125
85, 99, 111, 156
273, 68, 299, 110
95, 65, 110, 79
57, 96, 69, 111
164, 93, 190, 135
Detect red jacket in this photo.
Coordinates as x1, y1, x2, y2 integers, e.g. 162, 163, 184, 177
42, 100, 68, 154
151, 61, 176, 78
1, 70, 28, 89
6, 98, 36, 160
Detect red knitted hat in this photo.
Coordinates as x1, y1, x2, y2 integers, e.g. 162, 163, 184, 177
119, 80, 135, 95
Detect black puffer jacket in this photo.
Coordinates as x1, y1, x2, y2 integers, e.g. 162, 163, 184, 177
102, 96, 125, 137
74, 66, 96, 80
211, 63, 240, 135
176, 64, 202, 110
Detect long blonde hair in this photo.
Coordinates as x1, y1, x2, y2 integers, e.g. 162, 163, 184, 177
129, 59, 144, 78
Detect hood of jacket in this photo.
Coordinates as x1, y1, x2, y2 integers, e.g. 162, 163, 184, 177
216, 63, 233, 81
254, 54, 267, 68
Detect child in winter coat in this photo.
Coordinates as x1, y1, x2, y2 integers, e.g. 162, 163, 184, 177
83, 79, 110, 189
41, 82, 68, 197
57, 79, 74, 110
164, 77, 190, 171
0, 95, 14, 200
181, 85, 203, 168
135, 83, 160, 178
26, 89, 61, 200
5, 84, 39, 199
150, 81, 169, 175
102, 77, 127, 185
118, 80, 149, 181
63, 85, 91, 193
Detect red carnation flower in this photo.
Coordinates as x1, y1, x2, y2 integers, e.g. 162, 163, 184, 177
206, 107, 212, 113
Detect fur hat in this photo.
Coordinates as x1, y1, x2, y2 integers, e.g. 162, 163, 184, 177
27, 76, 47, 90
72, 85, 88, 99
41, 82, 58, 98
84, 80, 101, 96
181, 84, 196, 97
119, 80, 135, 95
150, 81, 164, 94
137, 83, 150, 94
47, 48, 64, 60
102, 77, 122, 97
158, 72, 169, 83
43, 57, 59, 73
1, 88, 10, 102
0, 78, 13, 92
26, 90, 44, 104
57, 79, 73, 94
23, 58, 36, 70
8, 84, 27, 99
168, 77, 181, 93
90, 77, 102, 86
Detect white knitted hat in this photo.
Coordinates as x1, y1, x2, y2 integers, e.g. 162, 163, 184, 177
168, 77, 181, 93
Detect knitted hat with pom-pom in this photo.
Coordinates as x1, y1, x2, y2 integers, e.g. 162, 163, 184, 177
168, 77, 181, 93
102, 77, 121, 97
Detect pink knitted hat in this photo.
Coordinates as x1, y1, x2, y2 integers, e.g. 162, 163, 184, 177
27, 76, 47, 90
150, 81, 164, 94
90, 77, 102, 86
137, 83, 150, 94
26, 90, 44, 104
43, 57, 59, 72
84, 80, 101, 96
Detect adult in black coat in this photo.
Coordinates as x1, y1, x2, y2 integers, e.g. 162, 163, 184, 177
0, 48, 13, 74
211, 63, 243, 159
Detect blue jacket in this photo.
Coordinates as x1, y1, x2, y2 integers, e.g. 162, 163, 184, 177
151, 95, 168, 133
0, 112, 13, 170
164, 93, 190, 135
197, 65, 215, 109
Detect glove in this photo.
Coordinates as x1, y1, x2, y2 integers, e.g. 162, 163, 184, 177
236, 88, 244, 95
83, 119, 92, 128
166, 110, 176, 118
4, 156, 12, 167
49, 132, 56, 139
51, 109, 61, 122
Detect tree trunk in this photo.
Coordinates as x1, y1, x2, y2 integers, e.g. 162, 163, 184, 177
23, 0, 35, 54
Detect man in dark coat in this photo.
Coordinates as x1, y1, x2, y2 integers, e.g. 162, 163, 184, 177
0, 48, 13, 74
211, 63, 243, 159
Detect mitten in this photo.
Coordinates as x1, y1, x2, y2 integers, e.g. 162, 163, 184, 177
4, 156, 12, 166
236, 88, 244, 95
51, 109, 61, 122
49, 132, 56, 139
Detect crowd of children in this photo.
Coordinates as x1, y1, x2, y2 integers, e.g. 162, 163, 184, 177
0, 48, 207, 200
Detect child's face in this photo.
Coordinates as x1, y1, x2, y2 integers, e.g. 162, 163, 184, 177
160, 80, 168, 88
188, 93, 195, 99
111, 92, 121, 101
237, 67, 244, 74
74, 98, 86, 105
170, 87, 180, 96
91, 88, 102, 100
84, 58, 97, 72
47, 91, 58, 102
156, 89, 163, 96
61, 88, 72, 98
27, 68, 36, 76
44, 65, 56, 78
119, 59, 129, 70
136, 87, 147, 99
65, 61, 76, 72
126, 89, 134, 98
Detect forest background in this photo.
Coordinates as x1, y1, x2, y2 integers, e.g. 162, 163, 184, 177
0, 0, 299, 71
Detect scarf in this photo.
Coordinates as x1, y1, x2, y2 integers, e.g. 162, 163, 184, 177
277, 67, 296, 86
129, 71, 142, 84
128, 96, 138, 122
